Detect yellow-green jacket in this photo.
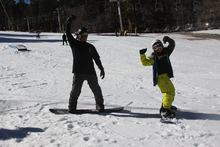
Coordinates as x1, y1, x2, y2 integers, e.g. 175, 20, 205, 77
140, 37, 175, 85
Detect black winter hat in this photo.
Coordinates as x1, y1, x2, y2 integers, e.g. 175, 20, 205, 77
78, 27, 88, 35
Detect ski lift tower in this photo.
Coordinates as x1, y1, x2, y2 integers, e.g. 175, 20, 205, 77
24, 17, 30, 33
110, 0, 126, 35
54, 8, 62, 33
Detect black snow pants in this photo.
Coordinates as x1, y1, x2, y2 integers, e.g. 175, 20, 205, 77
68, 74, 104, 111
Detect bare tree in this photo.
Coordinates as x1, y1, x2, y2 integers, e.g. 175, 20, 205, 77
202, 0, 220, 26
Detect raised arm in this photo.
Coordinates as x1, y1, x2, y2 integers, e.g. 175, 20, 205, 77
66, 15, 77, 46
163, 36, 175, 56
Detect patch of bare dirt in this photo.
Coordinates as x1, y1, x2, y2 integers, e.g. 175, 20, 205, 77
180, 32, 220, 40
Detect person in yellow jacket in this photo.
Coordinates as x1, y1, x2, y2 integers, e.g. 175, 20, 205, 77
139, 36, 176, 118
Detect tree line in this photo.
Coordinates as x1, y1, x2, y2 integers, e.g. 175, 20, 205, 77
1, 0, 220, 33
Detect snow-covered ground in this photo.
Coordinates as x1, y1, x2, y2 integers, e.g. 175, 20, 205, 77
0, 30, 220, 147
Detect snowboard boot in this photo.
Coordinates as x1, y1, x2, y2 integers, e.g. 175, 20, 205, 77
96, 104, 105, 112
160, 106, 175, 119
68, 108, 76, 114
68, 105, 76, 114
170, 105, 178, 113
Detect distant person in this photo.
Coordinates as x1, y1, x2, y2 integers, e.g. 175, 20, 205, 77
139, 36, 176, 119
66, 15, 105, 113
115, 29, 118, 37
74, 31, 78, 40
36, 31, 40, 38
62, 33, 68, 45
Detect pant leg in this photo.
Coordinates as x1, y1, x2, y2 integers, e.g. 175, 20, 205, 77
69, 74, 84, 110
157, 73, 175, 109
86, 75, 104, 109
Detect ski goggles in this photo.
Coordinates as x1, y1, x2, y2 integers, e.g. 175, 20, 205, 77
152, 43, 163, 51
80, 32, 88, 36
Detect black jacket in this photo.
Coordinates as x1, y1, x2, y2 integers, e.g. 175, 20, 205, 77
156, 37, 175, 78
66, 22, 104, 75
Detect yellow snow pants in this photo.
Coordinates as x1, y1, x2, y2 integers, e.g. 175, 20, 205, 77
157, 73, 175, 109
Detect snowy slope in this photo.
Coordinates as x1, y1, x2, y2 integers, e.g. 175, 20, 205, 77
0, 30, 220, 147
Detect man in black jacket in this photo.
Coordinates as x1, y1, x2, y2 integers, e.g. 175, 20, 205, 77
66, 15, 105, 113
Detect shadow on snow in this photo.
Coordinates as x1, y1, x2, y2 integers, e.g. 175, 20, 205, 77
102, 109, 220, 121
0, 127, 44, 141
176, 111, 220, 121
0, 32, 97, 43
0, 36, 61, 43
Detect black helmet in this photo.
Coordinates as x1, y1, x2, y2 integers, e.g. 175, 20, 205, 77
78, 27, 88, 35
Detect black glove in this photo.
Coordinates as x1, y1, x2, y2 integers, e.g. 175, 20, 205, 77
163, 36, 170, 44
100, 69, 105, 79
67, 15, 76, 22
139, 48, 147, 54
